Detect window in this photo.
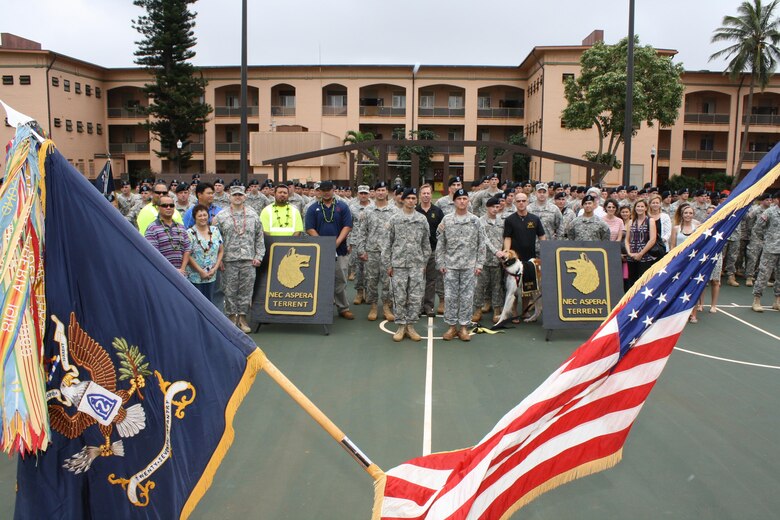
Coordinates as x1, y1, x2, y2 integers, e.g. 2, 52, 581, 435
88, 160, 95, 176
225, 93, 239, 108
85, 85, 92, 96
77, 160, 85, 174
700, 134, 714, 151
325, 91, 347, 107
562, 73, 574, 83
54, 118, 62, 128
479, 129, 490, 141
75, 82, 81, 94
280, 91, 295, 107
76, 121, 84, 133
225, 129, 236, 143
95, 87, 101, 99
392, 92, 406, 109
2, 76, 13, 85
64, 80, 70, 92
419, 92, 434, 108
52, 76, 60, 87
96, 123, 102, 135
65, 119, 73, 132
702, 99, 716, 114
87, 122, 93, 134
19, 75, 31, 85
478, 96, 491, 109
448, 93, 464, 109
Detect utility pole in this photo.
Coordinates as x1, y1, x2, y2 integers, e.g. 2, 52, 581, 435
622, 0, 635, 187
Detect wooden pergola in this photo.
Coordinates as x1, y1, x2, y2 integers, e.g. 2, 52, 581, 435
262, 140, 611, 187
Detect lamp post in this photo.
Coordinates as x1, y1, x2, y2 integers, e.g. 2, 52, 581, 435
176, 139, 183, 175
650, 145, 656, 186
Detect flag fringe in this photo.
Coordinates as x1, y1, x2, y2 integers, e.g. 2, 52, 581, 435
498, 449, 624, 520
370, 468, 388, 520
180, 347, 267, 520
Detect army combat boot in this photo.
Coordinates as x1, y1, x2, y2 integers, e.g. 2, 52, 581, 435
383, 302, 395, 321
393, 326, 405, 342
457, 326, 471, 342
752, 296, 764, 313
726, 274, 739, 287
442, 326, 457, 341
406, 324, 421, 342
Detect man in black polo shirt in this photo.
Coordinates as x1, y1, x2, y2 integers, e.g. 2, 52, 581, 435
416, 183, 445, 316
502, 192, 545, 261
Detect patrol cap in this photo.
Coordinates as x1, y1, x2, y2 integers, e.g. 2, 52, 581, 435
175, 182, 189, 193
453, 188, 469, 199
485, 196, 501, 207
554, 191, 567, 200
448, 176, 462, 187
583, 194, 596, 203
535, 182, 548, 192
374, 181, 388, 190
229, 185, 246, 195
319, 180, 334, 191
401, 187, 418, 199
358, 184, 370, 193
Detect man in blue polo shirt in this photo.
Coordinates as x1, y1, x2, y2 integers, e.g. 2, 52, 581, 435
305, 180, 354, 320
182, 182, 221, 228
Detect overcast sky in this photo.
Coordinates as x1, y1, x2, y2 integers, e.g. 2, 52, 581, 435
1, 0, 747, 71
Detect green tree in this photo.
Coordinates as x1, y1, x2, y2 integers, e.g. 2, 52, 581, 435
562, 37, 684, 184
710, 0, 780, 183
477, 132, 530, 181
394, 129, 436, 185
343, 130, 377, 184
133, 0, 212, 170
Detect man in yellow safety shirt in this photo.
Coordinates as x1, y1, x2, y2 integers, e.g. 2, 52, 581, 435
260, 183, 304, 236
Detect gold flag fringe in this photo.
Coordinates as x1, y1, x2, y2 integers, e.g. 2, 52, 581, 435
180, 347, 266, 520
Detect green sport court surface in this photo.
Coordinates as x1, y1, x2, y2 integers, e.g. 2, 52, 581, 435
1, 284, 778, 519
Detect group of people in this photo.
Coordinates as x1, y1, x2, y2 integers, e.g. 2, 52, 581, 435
109, 171, 780, 338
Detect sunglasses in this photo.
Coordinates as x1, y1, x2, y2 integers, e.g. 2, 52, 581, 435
159, 203, 175, 208
154, 191, 168, 195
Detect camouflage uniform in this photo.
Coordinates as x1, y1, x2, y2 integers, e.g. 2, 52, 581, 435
348, 200, 373, 292
436, 212, 485, 326
436, 195, 472, 216
288, 192, 306, 216
382, 210, 431, 325
560, 207, 576, 237
356, 204, 397, 306
745, 204, 769, 280
527, 199, 563, 248
752, 204, 780, 299
213, 207, 265, 316
723, 218, 741, 278
565, 214, 610, 242
470, 188, 502, 217
475, 215, 505, 314
692, 202, 712, 224
246, 192, 270, 216
213, 191, 231, 210
117, 192, 142, 228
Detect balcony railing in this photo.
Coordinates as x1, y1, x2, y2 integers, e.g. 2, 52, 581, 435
108, 142, 149, 153
477, 107, 525, 118
359, 106, 406, 117
743, 151, 769, 162
418, 107, 465, 117
271, 106, 296, 116
434, 145, 465, 155
322, 105, 348, 116
161, 142, 204, 153
658, 149, 670, 159
107, 107, 146, 118
682, 150, 727, 161
684, 113, 730, 124
742, 114, 780, 125
215, 106, 259, 117
215, 142, 241, 153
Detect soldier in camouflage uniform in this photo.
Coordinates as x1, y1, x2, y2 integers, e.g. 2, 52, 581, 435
383, 188, 431, 342
245, 179, 270, 216
348, 185, 373, 303
691, 190, 712, 224
212, 178, 231, 209
436, 176, 472, 215
117, 180, 142, 229
565, 195, 610, 241
287, 181, 307, 216
436, 188, 485, 341
473, 197, 505, 324
751, 192, 780, 312
745, 194, 773, 286
356, 182, 397, 321
554, 191, 576, 236
213, 185, 265, 333
528, 183, 563, 249
470, 172, 503, 217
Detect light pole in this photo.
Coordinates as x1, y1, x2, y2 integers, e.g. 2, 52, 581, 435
650, 145, 656, 186
176, 139, 183, 175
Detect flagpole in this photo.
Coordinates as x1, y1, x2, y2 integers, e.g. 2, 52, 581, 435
261, 358, 384, 481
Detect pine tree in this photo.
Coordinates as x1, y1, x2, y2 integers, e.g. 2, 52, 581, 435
133, 0, 212, 170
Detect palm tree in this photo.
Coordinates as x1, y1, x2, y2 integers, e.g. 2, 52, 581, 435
710, 0, 780, 183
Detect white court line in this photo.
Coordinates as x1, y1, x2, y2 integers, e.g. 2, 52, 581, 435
423, 316, 434, 456
674, 347, 780, 370
727, 302, 779, 311
718, 308, 780, 341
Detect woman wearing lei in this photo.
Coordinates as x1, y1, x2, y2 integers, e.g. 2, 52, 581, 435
186, 204, 224, 302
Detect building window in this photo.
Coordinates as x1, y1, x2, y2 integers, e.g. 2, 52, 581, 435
64, 80, 70, 92
700, 135, 714, 151
2, 76, 13, 85
419, 92, 434, 108
85, 85, 92, 96
77, 160, 85, 174
392, 93, 406, 109
479, 129, 490, 141
87, 122, 93, 134
280, 91, 295, 107
448, 94, 464, 109
325, 91, 347, 107
19, 75, 31, 85
52, 76, 60, 87
478, 96, 491, 109
96, 124, 102, 135
54, 118, 62, 128
95, 87, 101, 98
76, 121, 84, 133
65, 120, 73, 132
562, 73, 574, 83
225, 93, 239, 108
75, 82, 81, 94
88, 160, 95, 176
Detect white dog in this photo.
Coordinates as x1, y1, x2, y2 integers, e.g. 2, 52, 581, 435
493, 250, 542, 328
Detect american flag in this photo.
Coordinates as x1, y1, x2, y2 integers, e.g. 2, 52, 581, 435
372, 147, 780, 520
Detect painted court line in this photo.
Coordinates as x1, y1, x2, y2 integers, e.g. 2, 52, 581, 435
423, 316, 434, 456
719, 307, 780, 341
674, 347, 780, 370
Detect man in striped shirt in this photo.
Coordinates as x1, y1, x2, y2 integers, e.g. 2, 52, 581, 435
144, 195, 192, 275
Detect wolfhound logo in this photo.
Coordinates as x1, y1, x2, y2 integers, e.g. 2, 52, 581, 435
565, 252, 600, 294
277, 247, 311, 289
